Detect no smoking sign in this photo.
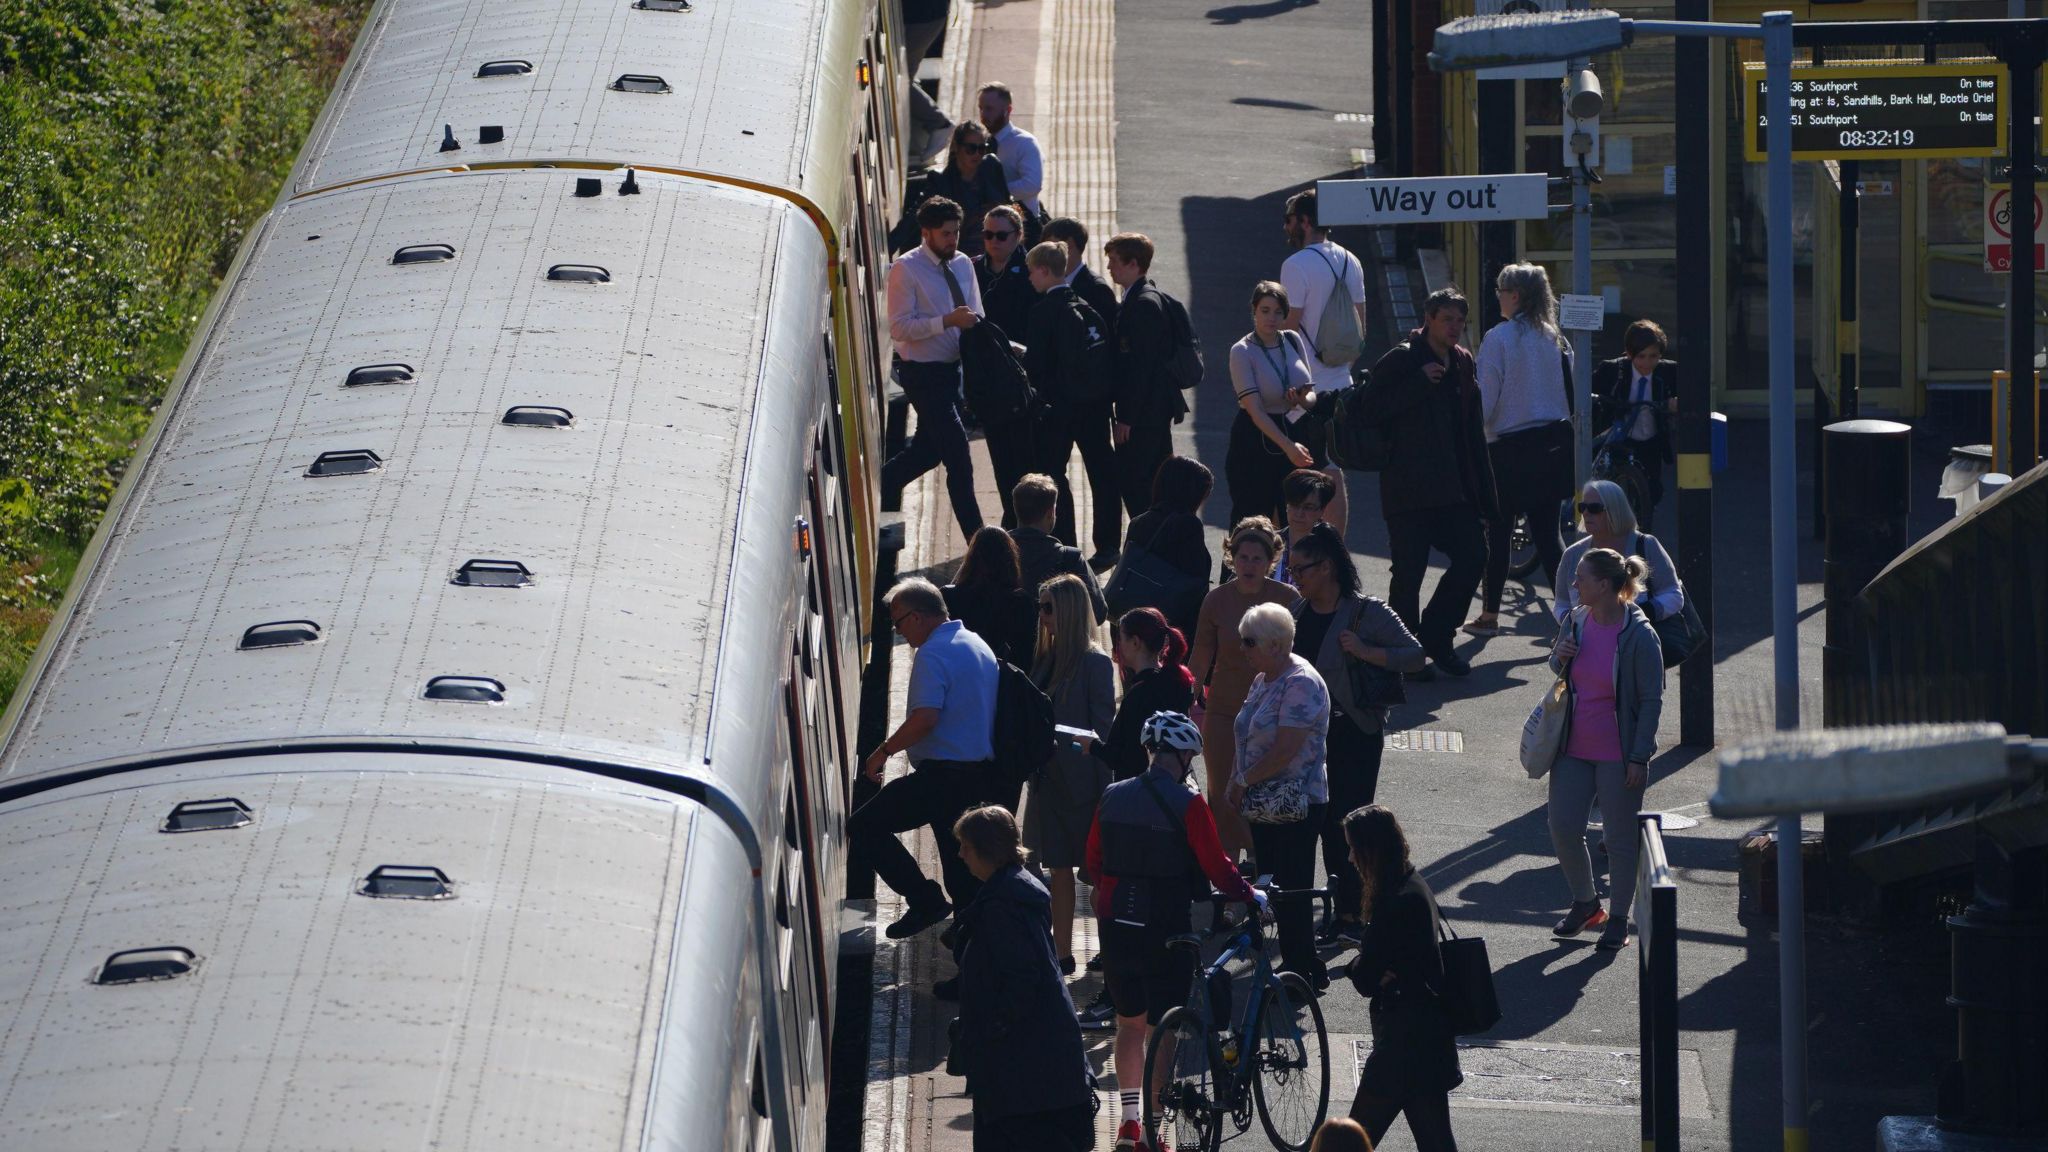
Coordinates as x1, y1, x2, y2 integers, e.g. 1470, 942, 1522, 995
1986, 183, 2046, 273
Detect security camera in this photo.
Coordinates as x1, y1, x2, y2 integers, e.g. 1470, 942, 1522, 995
1565, 69, 1604, 122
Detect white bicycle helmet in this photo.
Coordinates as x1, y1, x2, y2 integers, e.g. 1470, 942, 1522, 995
1140, 711, 1203, 754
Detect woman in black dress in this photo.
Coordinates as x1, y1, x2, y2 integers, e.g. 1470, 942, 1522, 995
1343, 804, 1461, 1151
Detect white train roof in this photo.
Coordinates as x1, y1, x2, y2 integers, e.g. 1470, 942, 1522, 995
292, 0, 840, 198
0, 167, 828, 791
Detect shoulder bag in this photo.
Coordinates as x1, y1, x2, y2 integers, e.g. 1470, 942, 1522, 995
1434, 915, 1502, 1035
1633, 535, 1706, 669
1238, 677, 1312, 825
1343, 598, 1406, 711
1518, 610, 1576, 779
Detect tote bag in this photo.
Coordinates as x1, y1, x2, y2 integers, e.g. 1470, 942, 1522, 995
1435, 918, 1502, 1036
1518, 612, 1576, 779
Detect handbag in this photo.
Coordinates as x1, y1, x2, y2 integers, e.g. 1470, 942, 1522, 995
1518, 612, 1576, 779
1104, 513, 1208, 626
1241, 776, 1310, 824
1434, 916, 1502, 1036
1634, 535, 1706, 669
1341, 599, 1405, 711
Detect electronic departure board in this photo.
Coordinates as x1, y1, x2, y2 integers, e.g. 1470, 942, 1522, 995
1744, 62, 2006, 162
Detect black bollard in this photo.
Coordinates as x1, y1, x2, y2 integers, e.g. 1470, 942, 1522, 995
1820, 418, 1911, 728
1820, 419, 1911, 921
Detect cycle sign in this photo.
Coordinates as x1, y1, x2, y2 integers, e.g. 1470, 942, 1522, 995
1985, 183, 2045, 273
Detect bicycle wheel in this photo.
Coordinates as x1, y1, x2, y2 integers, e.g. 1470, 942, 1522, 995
1144, 1005, 1223, 1152
1251, 972, 1330, 1151
1506, 512, 1540, 578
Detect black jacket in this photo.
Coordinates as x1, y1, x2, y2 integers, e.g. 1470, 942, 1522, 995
975, 248, 1036, 345
1090, 665, 1195, 781
1011, 526, 1107, 622
1115, 279, 1187, 427
1026, 284, 1112, 412
1070, 263, 1121, 345
1592, 356, 1679, 464
1122, 508, 1211, 634
952, 864, 1095, 1118
1359, 330, 1499, 520
893, 160, 1012, 257
943, 582, 1038, 666
1348, 867, 1463, 1096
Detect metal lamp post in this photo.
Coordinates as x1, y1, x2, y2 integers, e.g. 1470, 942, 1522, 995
1431, 10, 1807, 1147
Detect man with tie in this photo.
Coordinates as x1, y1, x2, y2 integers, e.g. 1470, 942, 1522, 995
1592, 319, 1679, 529
885, 196, 987, 541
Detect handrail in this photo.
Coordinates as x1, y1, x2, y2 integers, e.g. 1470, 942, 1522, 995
1636, 814, 1680, 1150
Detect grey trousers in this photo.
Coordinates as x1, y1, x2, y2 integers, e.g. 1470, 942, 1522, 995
1547, 754, 1644, 922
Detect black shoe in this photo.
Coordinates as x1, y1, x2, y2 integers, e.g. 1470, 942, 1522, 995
1086, 953, 1104, 973
1077, 990, 1117, 1030
1595, 917, 1631, 951
933, 976, 961, 1001
1428, 646, 1472, 677
1087, 549, 1120, 573
886, 902, 953, 940
1060, 954, 1077, 977
1552, 900, 1609, 939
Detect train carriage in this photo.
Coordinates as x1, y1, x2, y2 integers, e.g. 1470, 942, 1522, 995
0, 0, 910, 1147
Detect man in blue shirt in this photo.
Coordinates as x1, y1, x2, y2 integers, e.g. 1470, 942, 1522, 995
852, 578, 1002, 940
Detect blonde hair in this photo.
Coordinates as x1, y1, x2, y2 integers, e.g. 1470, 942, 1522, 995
1032, 574, 1099, 691
1238, 601, 1297, 652
1026, 241, 1070, 277
1576, 478, 1639, 537
1579, 547, 1648, 602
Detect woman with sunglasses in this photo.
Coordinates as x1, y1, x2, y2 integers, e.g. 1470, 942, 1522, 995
1022, 574, 1115, 974
898, 122, 1013, 259
1550, 479, 1684, 629
974, 205, 1035, 340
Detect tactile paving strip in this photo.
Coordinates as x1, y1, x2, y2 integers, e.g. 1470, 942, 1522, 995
1386, 729, 1466, 753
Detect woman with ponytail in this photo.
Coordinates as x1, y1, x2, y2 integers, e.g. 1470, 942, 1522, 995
1083, 607, 1194, 783
1547, 547, 1665, 950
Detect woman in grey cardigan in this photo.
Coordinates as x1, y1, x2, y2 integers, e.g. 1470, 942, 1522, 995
1023, 574, 1115, 973
1552, 479, 1684, 626
1288, 524, 1427, 942
1547, 547, 1665, 949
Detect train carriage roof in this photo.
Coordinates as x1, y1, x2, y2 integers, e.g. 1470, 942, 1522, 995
291, 0, 865, 213
0, 167, 828, 819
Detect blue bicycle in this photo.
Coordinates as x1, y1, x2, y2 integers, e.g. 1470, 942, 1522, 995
1143, 886, 1330, 1151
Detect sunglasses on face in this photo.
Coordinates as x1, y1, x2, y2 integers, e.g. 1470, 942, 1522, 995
984, 229, 1016, 240
1581, 503, 1606, 515
1293, 558, 1327, 575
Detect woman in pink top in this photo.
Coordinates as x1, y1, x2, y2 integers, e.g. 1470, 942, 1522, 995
1545, 548, 1665, 949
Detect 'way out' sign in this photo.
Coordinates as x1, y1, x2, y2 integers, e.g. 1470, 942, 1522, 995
1317, 174, 1551, 226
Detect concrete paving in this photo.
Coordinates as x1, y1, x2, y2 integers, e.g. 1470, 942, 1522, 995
837, 1, 1962, 1150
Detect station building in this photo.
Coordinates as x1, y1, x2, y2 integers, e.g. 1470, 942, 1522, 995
1378, 0, 2033, 421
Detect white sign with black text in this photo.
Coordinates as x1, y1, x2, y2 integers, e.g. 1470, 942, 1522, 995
1317, 174, 1551, 226
1559, 294, 1606, 332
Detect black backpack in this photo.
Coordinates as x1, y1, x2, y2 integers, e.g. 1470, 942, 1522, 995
1325, 372, 1389, 472
960, 319, 1035, 427
990, 660, 1056, 786
1062, 294, 1118, 408
1147, 285, 1205, 391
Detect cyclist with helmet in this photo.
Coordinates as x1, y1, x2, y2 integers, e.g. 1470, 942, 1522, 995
1084, 711, 1268, 1151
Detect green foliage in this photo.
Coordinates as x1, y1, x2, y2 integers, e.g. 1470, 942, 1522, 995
0, 0, 368, 702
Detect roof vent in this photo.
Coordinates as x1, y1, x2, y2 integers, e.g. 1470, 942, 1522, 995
476, 59, 533, 78
574, 177, 602, 197
620, 167, 641, 195
439, 124, 460, 153
636, 0, 692, 9
452, 558, 533, 587
479, 125, 505, 144
392, 244, 455, 265
239, 620, 323, 650
344, 363, 415, 387
358, 865, 456, 900
95, 947, 197, 985
546, 263, 610, 283
424, 675, 505, 703
306, 449, 383, 477
502, 405, 574, 428
612, 74, 671, 94
161, 798, 253, 834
